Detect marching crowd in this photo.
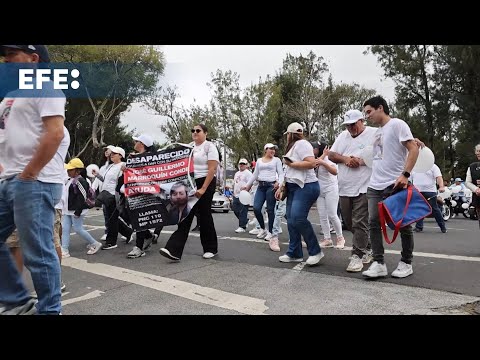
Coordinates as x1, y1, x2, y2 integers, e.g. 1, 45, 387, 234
1, 45, 479, 315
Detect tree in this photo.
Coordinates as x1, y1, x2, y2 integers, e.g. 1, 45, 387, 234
49, 45, 165, 151
367, 45, 439, 150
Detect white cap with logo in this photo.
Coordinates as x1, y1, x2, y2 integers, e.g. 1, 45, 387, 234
342, 110, 364, 125
110, 146, 125, 158
283, 122, 304, 135
133, 134, 154, 147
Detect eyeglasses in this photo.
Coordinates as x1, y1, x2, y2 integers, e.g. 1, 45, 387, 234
191, 129, 202, 133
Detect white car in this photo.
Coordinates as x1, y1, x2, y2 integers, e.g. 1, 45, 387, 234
211, 192, 231, 213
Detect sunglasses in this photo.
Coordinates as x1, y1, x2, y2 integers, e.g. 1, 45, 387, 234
239, 163, 247, 165
266, 147, 277, 150
191, 129, 202, 133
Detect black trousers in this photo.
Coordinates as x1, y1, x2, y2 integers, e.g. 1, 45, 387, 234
164, 177, 217, 258
105, 201, 133, 246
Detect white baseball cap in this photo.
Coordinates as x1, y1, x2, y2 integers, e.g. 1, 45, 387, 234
238, 158, 249, 165
264, 143, 278, 150
110, 146, 125, 158
283, 122, 304, 135
133, 134, 154, 147
342, 110, 364, 125
104, 145, 115, 151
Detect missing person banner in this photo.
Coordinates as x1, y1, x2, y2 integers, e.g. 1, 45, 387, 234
124, 144, 198, 231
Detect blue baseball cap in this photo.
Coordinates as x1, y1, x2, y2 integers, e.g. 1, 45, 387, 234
0, 45, 50, 63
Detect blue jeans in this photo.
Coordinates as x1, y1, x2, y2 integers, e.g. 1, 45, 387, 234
232, 197, 249, 228
272, 199, 286, 236
61, 214, 98, 251
253, 183, 276, 232
285, 182, 321, 258
416, 191, 446, 231
0, 177, 62, 314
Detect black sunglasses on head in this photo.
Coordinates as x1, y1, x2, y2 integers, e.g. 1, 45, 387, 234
191, 129, 202, 133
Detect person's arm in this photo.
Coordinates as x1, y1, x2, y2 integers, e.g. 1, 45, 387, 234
393, 139, 419, 190
328, 151, 360, 168
436, 175, 445, 192
465, 167, 480, 195
243, 161, 259, 190
196, 160, 217, 198
19, 115, 64, 180
275, 158, 284, 187
285, 156, 316, 170
316, 158, 338, 175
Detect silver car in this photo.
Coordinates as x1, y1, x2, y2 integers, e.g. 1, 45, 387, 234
211, 192, 231, 213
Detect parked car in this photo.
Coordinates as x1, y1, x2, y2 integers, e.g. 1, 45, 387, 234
212, 192, 230, 213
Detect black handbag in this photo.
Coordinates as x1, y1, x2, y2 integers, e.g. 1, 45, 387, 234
95, 190, 115, 207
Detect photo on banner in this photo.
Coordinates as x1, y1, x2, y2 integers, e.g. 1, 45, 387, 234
123, 143, 198, 231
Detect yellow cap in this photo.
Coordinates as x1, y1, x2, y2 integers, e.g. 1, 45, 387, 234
65, 158, 85, 170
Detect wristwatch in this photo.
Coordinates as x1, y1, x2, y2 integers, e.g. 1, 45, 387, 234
402, 171, 411, 178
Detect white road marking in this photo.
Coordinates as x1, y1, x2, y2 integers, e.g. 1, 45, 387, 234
84, 217, 479, 262
62, 257, 268, 315
292, 262, 306, 271
62, 290, 105, 306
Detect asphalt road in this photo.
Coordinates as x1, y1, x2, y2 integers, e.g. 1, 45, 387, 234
23, 208, 480, 315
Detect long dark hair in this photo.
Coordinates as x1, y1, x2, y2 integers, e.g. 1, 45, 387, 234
285, 133, 304, 154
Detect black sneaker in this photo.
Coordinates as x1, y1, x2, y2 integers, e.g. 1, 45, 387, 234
192, 225, 200, 232
441, 228, 448, 233
159, 248, 180, 261
414, 228, 423, 232
102, 243, 118, 250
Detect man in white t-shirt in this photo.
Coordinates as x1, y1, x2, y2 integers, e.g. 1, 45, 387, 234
329, 110, 377, 272
411, 164, 447, 233
362, 96, 419, 279
232, 158, 253, 233
0, 45, 66, 315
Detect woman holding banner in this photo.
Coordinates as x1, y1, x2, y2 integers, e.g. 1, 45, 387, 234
159, 124, 219, 261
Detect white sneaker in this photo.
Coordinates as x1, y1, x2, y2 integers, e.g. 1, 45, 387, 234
203, 252, 217, 259
301, 240, 307, 248
86, 241, 103, 255
391, 261, 413, 278
142, 236, 153, 251
61, 248, 70, 258
279, 254, 303, 263
235, 227, 246, 233
127, 246, 146, 258
256, 229, 268, 239
362, 261, 388, 278
264, 232, 273, 241
269, 237, 281, 252
362, 250, 373, 264
306, 252, 324, 266
249, 228, 261, 235
346, 255, 364, 272
100, 234, 107, 241
248, 219, 256, 226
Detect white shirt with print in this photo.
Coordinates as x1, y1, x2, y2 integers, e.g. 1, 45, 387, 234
330, 126, 377, 197
0, 87, 67, 183
369, 118, 414, 190
411, 164, 442, 193
233, 169, 253, 197
192, 141, 219, 179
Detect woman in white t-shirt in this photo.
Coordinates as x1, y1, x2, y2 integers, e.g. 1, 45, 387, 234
312, 142, 345, 249
275, 122, 323, 266
243, 143, 284, 239
160, 124, 220, 261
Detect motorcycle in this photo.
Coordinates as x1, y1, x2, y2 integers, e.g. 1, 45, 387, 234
437, 188, 452, 221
